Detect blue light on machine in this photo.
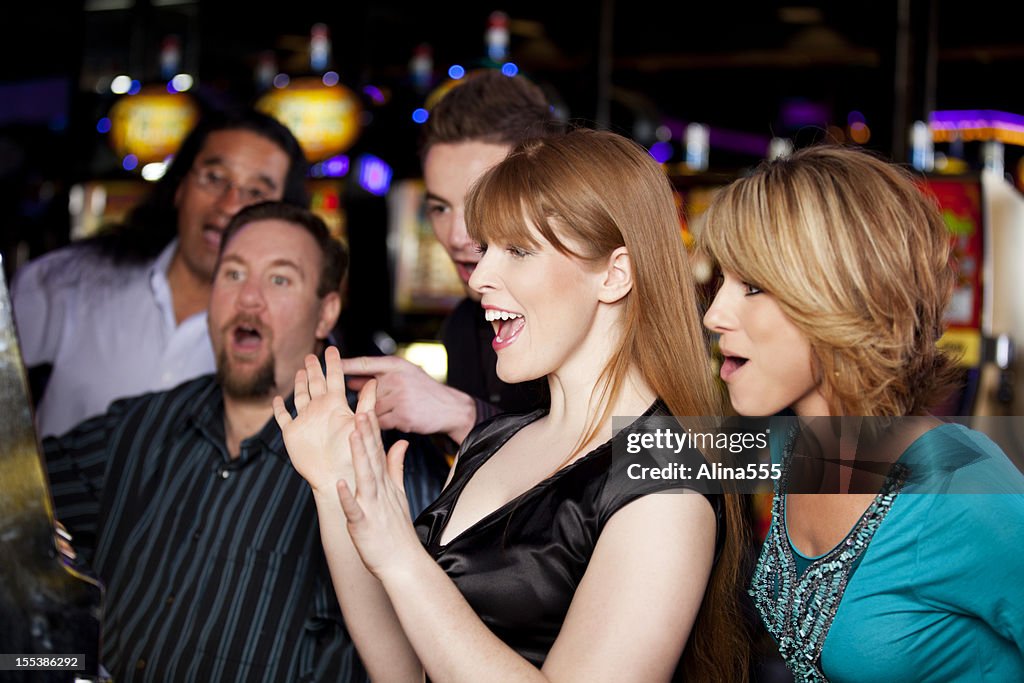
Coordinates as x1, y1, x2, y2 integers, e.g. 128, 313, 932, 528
649, 141, 673, 164
97, 117, 112, 134
357, 154, 393, 196
501, 62, 519, 77
128, 80, 142, 95
448, 64, 466, 80
323, 154, 350, 177
122, 154, 139, 171
412, 108, 429, 124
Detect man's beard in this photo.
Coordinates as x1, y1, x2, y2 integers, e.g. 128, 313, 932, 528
216, 348, 276, 399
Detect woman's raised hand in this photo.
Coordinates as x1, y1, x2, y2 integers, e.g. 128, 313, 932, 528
274, 346, 375, 493
337, 403, 422, 581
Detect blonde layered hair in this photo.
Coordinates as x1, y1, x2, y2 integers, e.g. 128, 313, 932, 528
699, 144, 958, 417
466, 129, 749, 682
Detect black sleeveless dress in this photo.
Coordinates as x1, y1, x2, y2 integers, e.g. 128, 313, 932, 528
414, 400, 723, 669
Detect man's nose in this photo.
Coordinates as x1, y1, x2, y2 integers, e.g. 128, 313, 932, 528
448, 209, 473, 250
238, 279, 266, 308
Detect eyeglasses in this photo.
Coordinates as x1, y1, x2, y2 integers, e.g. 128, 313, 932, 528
190, 167, 274, 205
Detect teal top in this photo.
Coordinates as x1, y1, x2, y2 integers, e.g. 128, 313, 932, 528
752, 422, 1024, 682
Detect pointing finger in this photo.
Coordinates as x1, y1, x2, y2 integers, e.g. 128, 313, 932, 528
346, 376, 370, 392
341, 356, 409, 378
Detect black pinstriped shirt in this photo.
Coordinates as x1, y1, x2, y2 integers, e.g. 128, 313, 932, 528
44, 374, 444, 682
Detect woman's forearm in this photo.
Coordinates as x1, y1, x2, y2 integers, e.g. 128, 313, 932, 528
312, 488, 424, 683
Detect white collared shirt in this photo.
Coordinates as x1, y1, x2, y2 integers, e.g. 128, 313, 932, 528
12, 239, 215, 437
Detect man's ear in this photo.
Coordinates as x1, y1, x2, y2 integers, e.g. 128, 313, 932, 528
598, 246, 633, 304
315, 292, 342, 339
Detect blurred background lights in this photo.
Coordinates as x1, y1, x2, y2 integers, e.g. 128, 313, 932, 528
847, 110, 866, 126
272, 73, 290, 89
648, 141, 673, 164
170, 73, 193, 92
357, 154, 393, 196
122, 154, 139, 171
323, 154, 349, 177
501, 62, 519, 77
127, 80, 142, 95
655, 125, 672, 142
412, 108, 429, 124
448, 64, 466, 79
322, 70, 339, 87
362, 85, 385, 105
96, 117, 112, 134
849, 121, 871, 144
141, 161, 168, 181
826, 125, 846, 143
110, 75, 132, 94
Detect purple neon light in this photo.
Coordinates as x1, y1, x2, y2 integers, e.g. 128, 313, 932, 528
929, 110, 1024, 131
707, 128, 771, 157
362, 85, 385, 105
358, 154, 393, 196
780, 100, 828, 129
660, 117, 771, 157
323, 155, 349, 177
649, 141, 673, 164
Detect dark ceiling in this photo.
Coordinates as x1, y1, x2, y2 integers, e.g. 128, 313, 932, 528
4, 1, 1023, 165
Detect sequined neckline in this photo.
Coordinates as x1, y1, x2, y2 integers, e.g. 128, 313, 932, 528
750, 424, 909, 682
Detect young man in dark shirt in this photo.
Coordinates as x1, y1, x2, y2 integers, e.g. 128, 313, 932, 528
343, 70, 560, 445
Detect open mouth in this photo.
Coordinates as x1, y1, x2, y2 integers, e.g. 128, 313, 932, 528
231, 322, 265, 354
485, 308, 526, 350
202, 224, 226, 251
719, 355, 749, 381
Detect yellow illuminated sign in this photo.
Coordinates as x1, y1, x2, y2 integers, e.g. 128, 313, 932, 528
108, 87, 199, 163
257, 77, 362, 161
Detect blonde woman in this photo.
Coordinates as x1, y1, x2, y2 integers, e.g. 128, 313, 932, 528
701, 144, 1024, 682
276, 130, 749, 682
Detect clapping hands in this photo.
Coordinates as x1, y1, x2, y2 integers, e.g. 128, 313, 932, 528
274, 346, 422, 579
